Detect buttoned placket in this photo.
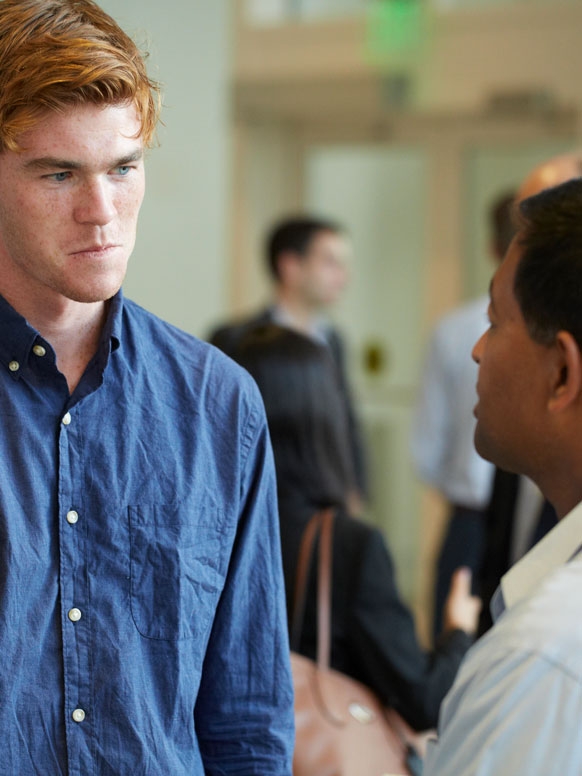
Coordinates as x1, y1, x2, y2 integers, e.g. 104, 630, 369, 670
6, 341, 96, 773
58, 406, 94, 775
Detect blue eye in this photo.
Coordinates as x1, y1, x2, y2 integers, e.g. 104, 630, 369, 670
50, 171, 70, 182
115, 166, 131, 176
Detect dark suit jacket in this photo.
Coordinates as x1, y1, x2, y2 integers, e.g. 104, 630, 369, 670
280, 495, 472, 731
209, 308, 367, 496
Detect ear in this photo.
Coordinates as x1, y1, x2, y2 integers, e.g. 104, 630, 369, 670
276, 251, 302, 286
548, 331, 582, 413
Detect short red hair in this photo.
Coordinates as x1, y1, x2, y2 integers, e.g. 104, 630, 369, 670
0, 0, 160, 151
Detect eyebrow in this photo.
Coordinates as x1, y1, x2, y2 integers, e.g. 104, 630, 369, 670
24, 149, 144, 172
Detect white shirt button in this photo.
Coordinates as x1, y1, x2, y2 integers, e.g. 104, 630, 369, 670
66, 510, 79, 525
33, 344, 46, 357
68, 608, 82, 622
62, 412, 72, 426
72, 708, 85, 723
8, 360, 19, 372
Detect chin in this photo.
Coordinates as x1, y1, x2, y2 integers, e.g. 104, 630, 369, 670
63, 270, 126, 304
475, 432, 522, 475
64, 281, 124, 304
473, 428, 495, 465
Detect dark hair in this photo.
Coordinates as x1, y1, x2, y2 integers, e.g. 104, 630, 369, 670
266, 215, 343, 281
236, 325, 353, 507
515, 177, 582, 350
490, 190, 518, 259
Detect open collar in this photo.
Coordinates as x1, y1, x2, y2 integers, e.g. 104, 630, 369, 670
493, 500, 582, 621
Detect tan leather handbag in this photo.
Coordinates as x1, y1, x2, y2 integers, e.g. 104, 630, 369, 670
290, 509, 423, 776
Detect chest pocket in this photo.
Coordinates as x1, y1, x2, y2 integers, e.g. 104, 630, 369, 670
129, 503, 229, 641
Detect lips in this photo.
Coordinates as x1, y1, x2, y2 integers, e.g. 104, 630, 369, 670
71, 243, 119, 258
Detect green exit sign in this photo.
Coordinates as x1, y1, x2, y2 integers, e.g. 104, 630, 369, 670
366, 0, 426, 61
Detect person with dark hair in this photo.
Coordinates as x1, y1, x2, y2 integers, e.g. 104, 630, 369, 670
476, 156, 582, 636
425, 178, 582, 775
490, 191, 518, 259
0, 1, 294, 773
209, 214, 367, 506
411, 190, 517, 640
264, 215, 344, 282
238, 324, 480, 732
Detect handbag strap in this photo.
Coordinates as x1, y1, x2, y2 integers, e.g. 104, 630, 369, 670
292, 509, 425, 772
291, 511, 322, 651
291, 507, 335, 671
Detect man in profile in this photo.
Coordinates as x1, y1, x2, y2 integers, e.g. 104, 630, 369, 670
0, 1, 294, 773
211, 215, 367, 504
425, 178, 582, 774
477, 154, 582, 634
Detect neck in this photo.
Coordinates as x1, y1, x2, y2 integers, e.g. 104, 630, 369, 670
528, 452, 582, 520
274, 290, 319, 334
2, 285, 107, 394
41, 305, 108, 394
538, 479, 582, 521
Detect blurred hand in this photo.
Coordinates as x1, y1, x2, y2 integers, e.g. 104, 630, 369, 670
443, 567, 482, 636
346, 489, 365, 518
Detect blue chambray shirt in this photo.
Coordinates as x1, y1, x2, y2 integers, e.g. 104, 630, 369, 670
0, 291, 294, 775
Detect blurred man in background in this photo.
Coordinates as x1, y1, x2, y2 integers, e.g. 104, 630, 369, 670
210, 214, 368, 507
411, 192, 516, 638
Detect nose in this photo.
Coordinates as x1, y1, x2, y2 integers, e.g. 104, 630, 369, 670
74, 178, 115, 226
472, 331, 485, 364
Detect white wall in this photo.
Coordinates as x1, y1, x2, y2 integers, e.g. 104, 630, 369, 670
100, 1, 231, 338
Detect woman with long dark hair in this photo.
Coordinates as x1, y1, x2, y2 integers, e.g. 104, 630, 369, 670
237, 324, 479, 731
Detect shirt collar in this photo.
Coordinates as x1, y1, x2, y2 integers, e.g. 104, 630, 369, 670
270, 304, 329, 345
0, 294, 45, 376
0, 290, 123, 378
103, 289, 123, 354
494, 499, 582, 621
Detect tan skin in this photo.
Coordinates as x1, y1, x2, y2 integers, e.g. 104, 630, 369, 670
443, 567, 481, 636
0, 103, 145, 393
437, 156, 582, 633
473, 238, 582, 519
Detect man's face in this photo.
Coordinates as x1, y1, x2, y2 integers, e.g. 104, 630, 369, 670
297, 230, 350, 309
0, 103, 145, 307
472, 237, 552, 474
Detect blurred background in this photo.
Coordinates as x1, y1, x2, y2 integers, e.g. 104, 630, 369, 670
101, 0, 581, 643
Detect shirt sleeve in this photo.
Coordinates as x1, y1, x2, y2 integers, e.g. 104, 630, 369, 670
410, 325, 452, 490
424, 645, 582, 775
194, 397, 295, 775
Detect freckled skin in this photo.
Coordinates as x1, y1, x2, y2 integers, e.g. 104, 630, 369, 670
0, 103, 145, 315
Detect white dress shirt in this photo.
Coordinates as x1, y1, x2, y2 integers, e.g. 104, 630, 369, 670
270, 304, 329, 345
425, 501, 582, 775
411, 296, 494, 508
510, 476, 544, 565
